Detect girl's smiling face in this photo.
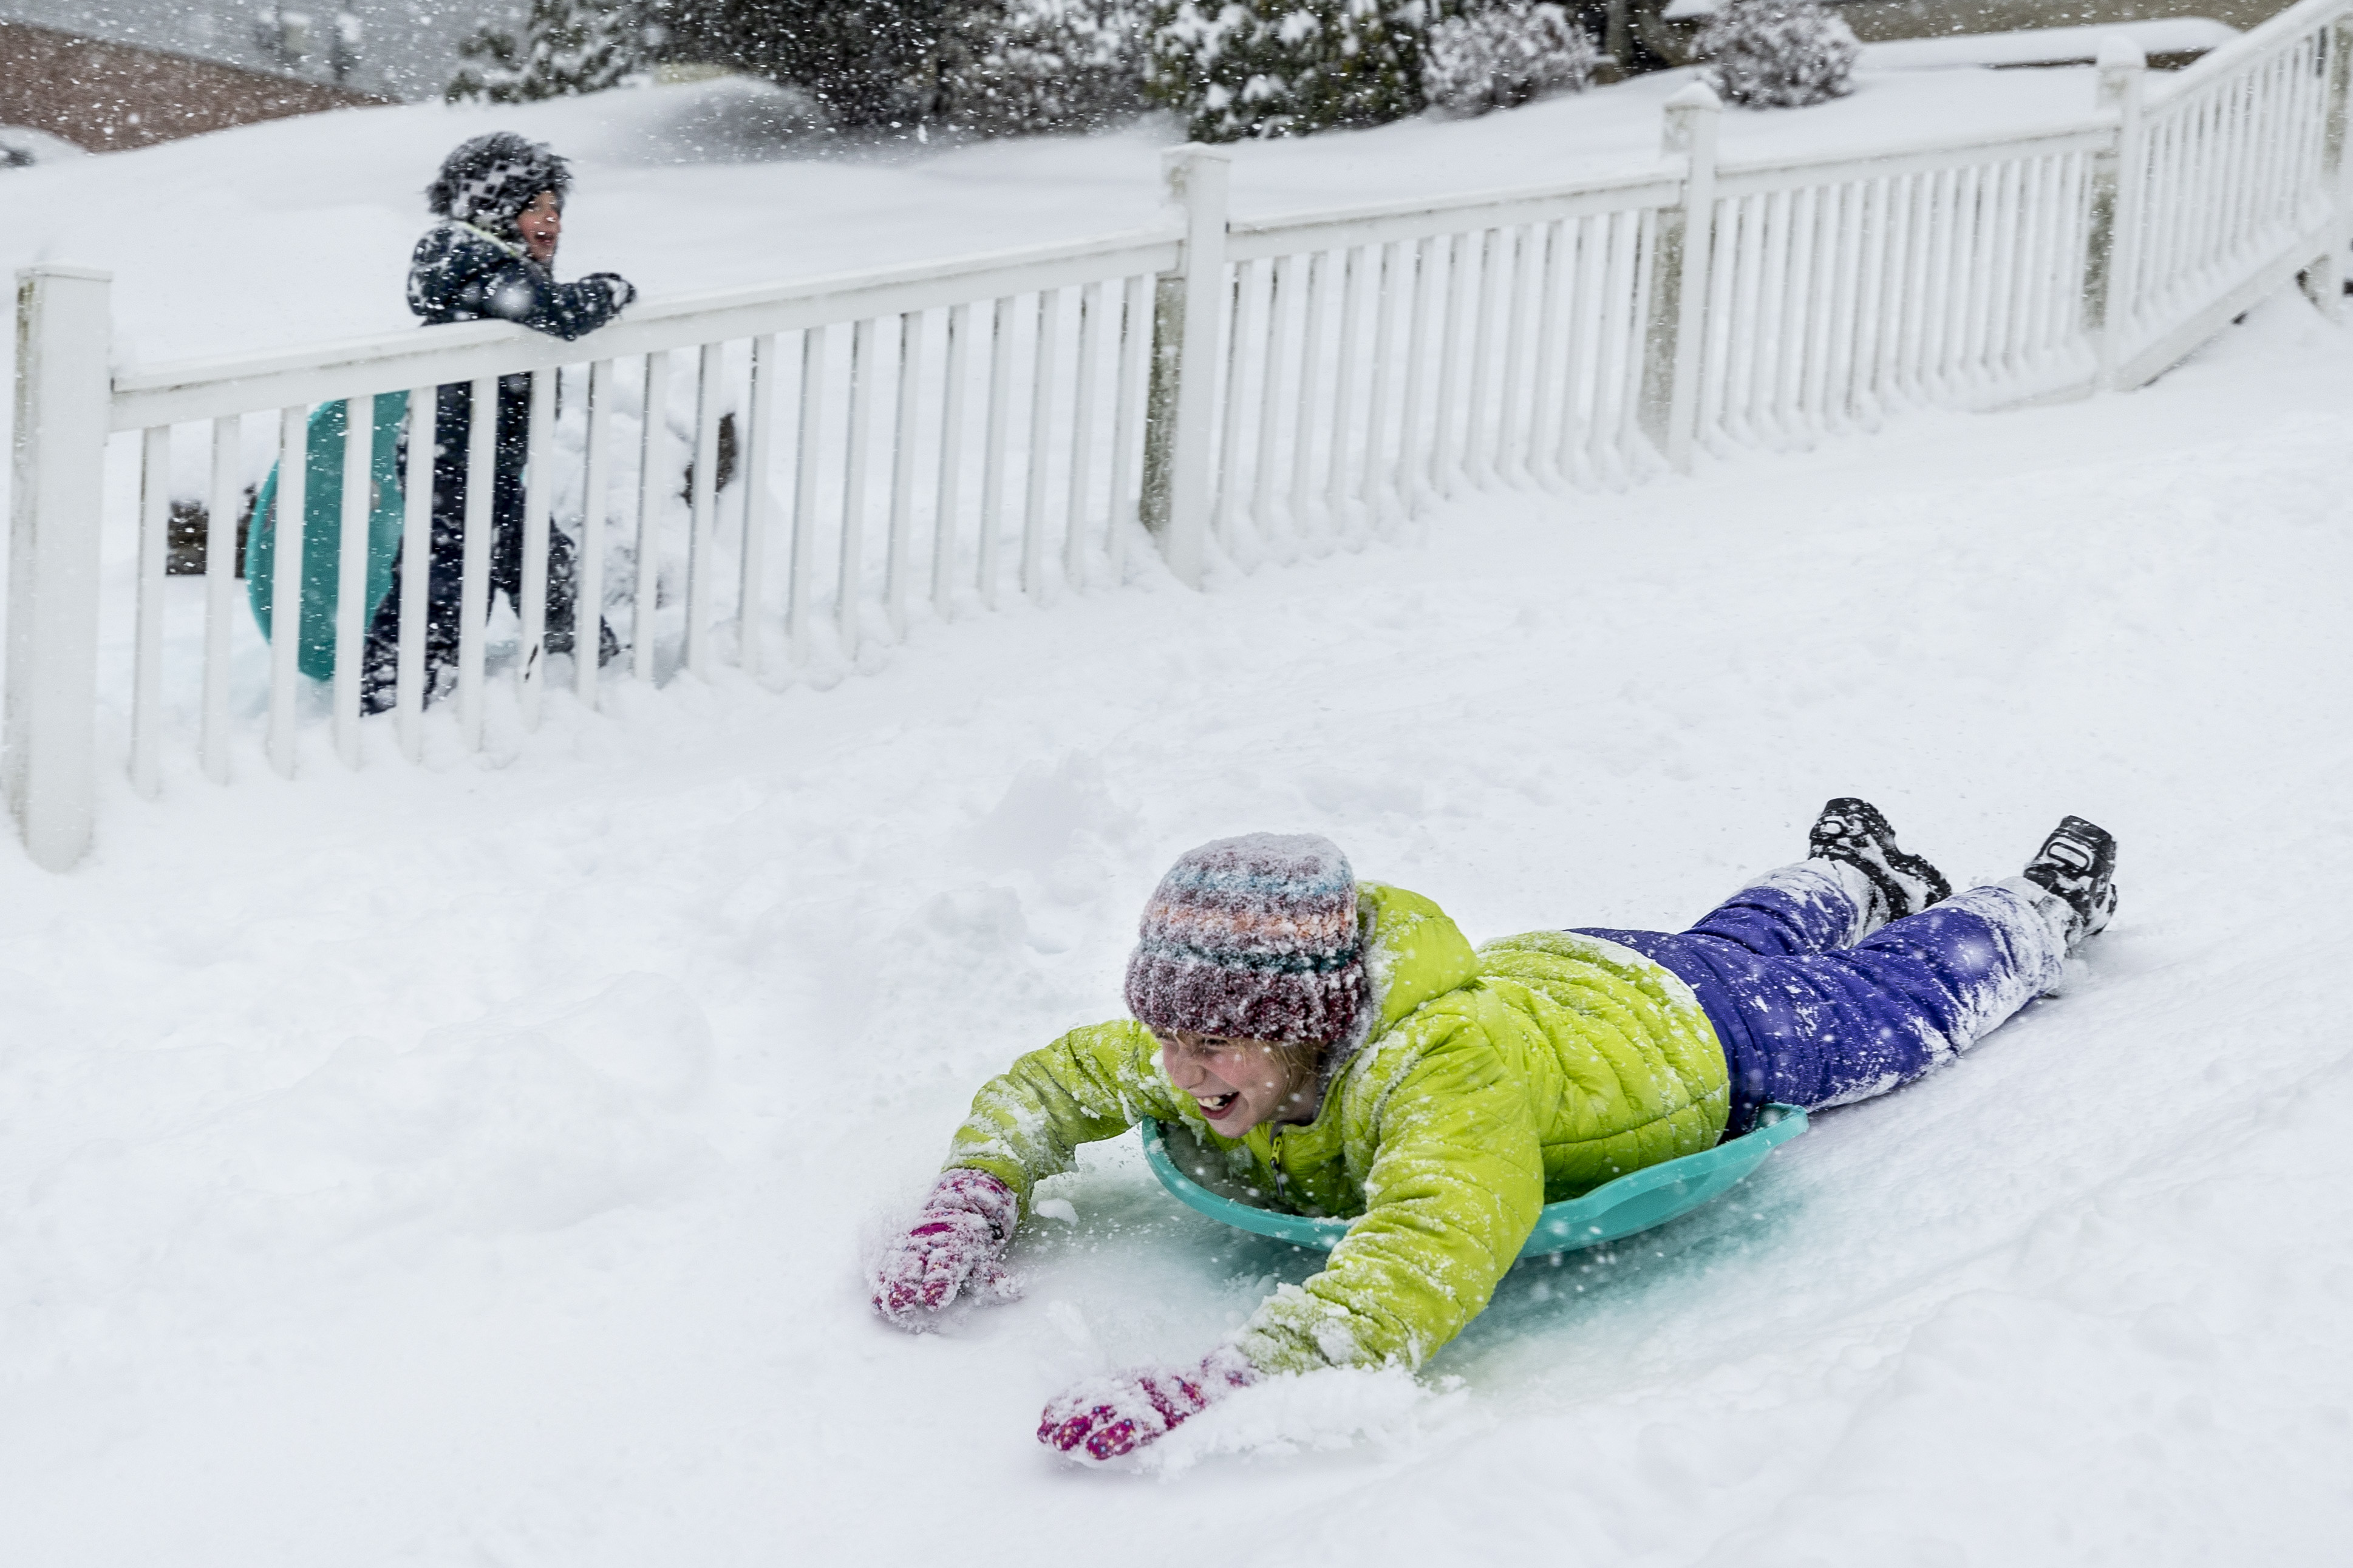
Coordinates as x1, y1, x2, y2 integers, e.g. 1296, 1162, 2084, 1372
516, 189, 562, 264
1157, 1031, 1322, 1136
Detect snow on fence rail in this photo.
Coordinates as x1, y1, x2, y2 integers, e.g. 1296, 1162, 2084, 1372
11, 0, 2353, 870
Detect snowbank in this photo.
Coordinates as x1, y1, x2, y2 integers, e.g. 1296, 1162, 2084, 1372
1857, 19, 2242, 71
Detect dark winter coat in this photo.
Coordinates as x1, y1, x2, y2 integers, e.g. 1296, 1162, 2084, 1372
406, 219, 633, 341
378, 222, 634, 682
404, 219, 632, 549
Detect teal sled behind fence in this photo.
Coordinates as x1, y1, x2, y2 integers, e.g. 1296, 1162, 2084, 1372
246, 392, 410, 682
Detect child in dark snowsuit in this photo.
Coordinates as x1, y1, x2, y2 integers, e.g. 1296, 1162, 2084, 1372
872, 803, 2120, 1464
360, 132, 636, 713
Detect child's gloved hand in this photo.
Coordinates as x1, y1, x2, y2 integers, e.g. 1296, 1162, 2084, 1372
1037, 1345, 1260, 1464
585, 272, 636, 311
871, 1169, 1022, 1328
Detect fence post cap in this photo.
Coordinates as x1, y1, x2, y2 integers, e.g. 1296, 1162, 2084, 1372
1161, 143, 1232, 207
2096, 34, 2148, 110
1160, 142, 1234, 171
2096, 33, 2148, 71
1661, 81, 1723, 155
16, 263, 112, 285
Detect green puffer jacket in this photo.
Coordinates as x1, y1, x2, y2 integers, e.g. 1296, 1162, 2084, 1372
945, 883, 1730, 1373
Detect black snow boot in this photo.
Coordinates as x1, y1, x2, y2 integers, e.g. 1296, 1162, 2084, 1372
1808, 797, 1953, 925
2022, 815, 2119, 945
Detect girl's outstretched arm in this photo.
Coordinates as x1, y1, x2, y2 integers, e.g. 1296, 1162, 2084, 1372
1036, 1022, 1542, 1464
406, 223, 635, 342
1232, 1015, 1544, 1376
463, 259, 632, 341
940, 1019, 1190, 1211
871, 1019, 1186, 1331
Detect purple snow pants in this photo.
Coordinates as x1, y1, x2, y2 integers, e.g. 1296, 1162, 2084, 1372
1574, 864, 2071, 1138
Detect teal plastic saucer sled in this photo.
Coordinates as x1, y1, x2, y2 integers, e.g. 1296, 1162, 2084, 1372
1140, 1103, 1808, 1259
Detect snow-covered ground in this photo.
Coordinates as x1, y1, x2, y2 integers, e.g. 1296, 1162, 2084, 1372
2, 288, 2348, 1565
4, 67, 2352, 1567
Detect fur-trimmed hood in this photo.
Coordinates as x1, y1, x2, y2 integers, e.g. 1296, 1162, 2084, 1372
426, 132, 571, 241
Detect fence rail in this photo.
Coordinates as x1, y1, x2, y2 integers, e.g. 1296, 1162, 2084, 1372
12, 0, 2353, 869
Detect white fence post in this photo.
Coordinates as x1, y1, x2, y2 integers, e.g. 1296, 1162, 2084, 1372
2089, 36, 2148, 392
1640, 83, 1720, 473
2306, 17, 2353, 320
1140, 144, 1230, 589
7, 266, 112, 872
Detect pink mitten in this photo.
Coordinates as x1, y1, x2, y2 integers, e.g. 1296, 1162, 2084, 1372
1037, 1345, 1260, 1464
873, 1169, 1022, 1328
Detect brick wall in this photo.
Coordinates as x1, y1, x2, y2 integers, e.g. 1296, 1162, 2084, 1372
0, 19, 389, 151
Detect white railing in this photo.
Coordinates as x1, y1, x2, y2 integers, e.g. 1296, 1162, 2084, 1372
2103, 4, 2352, 385
1698, 123, 2108, 444
10, 0, 2353, 869
101, 229, 1178, 782
1207, 167, 1680, 558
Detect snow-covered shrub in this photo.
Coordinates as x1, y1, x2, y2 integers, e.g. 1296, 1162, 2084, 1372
659, 0, 961, 127
448, 0, 645, 102
1145, 0, 1432, 143
658, 0, 1140, 134
1422, 1, 1600, 118
1695, 0, 1858, 110
936, 0, 1149, 134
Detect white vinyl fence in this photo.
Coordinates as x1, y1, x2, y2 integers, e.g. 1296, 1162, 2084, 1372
11, 0, 2353, 870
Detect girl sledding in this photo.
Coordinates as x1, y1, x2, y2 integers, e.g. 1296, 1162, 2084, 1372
873, 801, 2119, 1464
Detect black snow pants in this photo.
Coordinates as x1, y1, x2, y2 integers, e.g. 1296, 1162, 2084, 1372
359, 374, 609, 713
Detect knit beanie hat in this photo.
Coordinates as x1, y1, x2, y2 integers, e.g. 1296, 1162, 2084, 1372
1123, 833, 1368, 1047
427, 132, 571, 241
